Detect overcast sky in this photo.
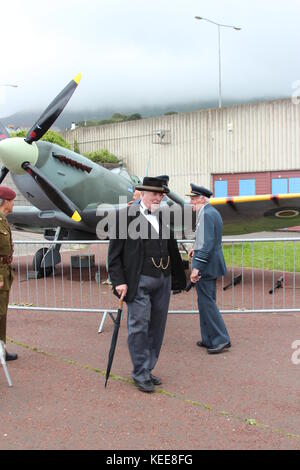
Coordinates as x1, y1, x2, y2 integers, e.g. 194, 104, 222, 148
1, 0, 300, 117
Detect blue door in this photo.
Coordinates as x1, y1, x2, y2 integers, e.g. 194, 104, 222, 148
272, 178, 288, 194
289, 177, 300, 193
214, 180, 228, 197
239, 179, 256, 196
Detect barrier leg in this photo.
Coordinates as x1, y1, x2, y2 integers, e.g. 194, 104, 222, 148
223, 273, 242, 291
0, 341, 13, 387
98, 310, 124, 333
98, 311, 108, 333
269, 276, 284, 294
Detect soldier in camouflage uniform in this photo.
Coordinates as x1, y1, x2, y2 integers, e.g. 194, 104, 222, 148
0, 186, 18, 361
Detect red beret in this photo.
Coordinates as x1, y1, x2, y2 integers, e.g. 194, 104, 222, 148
0, 186, 16, 201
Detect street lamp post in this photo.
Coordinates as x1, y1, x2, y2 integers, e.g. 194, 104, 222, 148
195, 16, 241, 108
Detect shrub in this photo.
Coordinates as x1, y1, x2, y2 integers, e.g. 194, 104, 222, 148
73, 139, 80, 153
84, 149, 119, 165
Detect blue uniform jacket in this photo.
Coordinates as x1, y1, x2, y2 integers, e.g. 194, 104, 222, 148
192, 204, 227, 279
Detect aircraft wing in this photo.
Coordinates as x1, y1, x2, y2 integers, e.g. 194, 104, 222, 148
9, 194, 300, 238
7, 206, 92, 233
211, 193, 300, 235
7, 204, 128, 239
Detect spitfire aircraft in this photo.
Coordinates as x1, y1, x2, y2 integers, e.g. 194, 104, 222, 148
1, 74, 300, 276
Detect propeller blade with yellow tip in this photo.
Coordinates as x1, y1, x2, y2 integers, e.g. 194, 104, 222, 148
72, 211, 82, 222
25, 73, 82, 144
22, 162, 81, 222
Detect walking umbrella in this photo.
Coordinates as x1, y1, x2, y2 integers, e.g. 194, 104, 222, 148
104, 299, 123, 388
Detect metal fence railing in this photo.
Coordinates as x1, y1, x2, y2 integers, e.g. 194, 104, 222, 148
8, 238, 300, 323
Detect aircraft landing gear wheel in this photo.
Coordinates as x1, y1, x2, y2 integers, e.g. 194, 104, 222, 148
32, 248, 53, 278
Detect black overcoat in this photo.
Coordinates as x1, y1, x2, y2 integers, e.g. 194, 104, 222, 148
108, 205, 186, 302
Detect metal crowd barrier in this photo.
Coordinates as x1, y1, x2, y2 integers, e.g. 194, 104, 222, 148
8, 238, 300, 329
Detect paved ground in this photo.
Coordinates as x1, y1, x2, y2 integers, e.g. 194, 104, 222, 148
2, 306, 300, 450
0, 230, 299, 450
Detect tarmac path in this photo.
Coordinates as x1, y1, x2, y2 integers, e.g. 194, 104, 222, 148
1, 309, 300, 450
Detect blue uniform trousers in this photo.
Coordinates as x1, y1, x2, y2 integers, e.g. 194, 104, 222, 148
196, 277, 230, 347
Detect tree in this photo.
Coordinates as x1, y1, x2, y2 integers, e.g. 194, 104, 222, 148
75, 112, 143, 127
111, 113, 126, 121
128, 113, 142, 120
11, 129, 71, 150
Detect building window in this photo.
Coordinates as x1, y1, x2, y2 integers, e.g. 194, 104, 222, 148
239, 179, 256, 196
272, 178, 288, 194
214, 180, 228, 197
289, 177, 300, 193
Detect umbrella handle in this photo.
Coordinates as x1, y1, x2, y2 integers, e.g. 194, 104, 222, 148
119, 299, 124, 308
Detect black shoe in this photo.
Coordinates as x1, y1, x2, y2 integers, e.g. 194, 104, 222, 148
133, 379, 155, 393
207, 342, 231, 354
196, 340, 210, 348
5, 351, 18, 361
150, 374, 162, 386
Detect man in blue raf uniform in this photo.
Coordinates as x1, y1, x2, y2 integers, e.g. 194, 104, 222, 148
187, 183, 231, 354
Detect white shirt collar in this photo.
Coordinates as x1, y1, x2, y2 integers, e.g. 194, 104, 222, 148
140, 201, 147, 213
140, 201, 159, 233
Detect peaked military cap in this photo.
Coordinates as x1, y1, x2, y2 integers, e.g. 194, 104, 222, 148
186, 183, 213, 198
0, 186, 16, 201
135, 176, 170, 194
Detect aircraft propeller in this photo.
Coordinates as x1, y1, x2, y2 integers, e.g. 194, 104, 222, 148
0, 74, 82, 222
22, 162, 81, 221
0, 166, 9, 184
25, 74, 81, 145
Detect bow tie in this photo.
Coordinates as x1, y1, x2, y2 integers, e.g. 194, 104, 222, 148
144, 208, 152, 215
144, 208, 159, 216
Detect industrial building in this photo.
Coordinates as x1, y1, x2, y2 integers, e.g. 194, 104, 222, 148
62, 97, 300, 199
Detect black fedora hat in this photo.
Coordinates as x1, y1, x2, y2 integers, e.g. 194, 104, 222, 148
135, 176, 170, 194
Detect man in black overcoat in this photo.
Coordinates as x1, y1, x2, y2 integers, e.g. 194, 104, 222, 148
108, 176, 186, 393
